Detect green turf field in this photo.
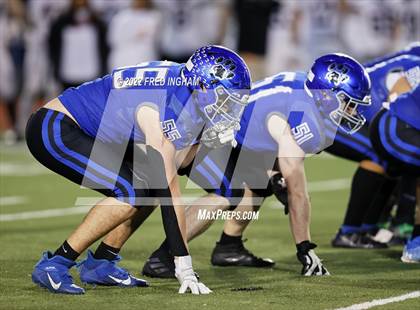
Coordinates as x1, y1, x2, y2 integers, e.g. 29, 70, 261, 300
1, 144, 419, 310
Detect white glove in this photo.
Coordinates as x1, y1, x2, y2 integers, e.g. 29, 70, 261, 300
218, 128, 237, 147
175, 256, 212, 295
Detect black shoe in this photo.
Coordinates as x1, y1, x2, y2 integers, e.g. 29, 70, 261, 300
331, 231, 360, 248
141, 247, 175, 279
358, 233, 388, 249
331, 231, 388, 249
211, 241, 275, 267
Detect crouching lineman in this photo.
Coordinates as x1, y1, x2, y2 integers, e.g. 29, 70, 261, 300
369, 86, 420, 262
141, 53, 372, 277
329, 46, 419, 248
26, 45, 251, 294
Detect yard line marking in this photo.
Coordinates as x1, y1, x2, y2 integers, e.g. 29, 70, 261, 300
0, 178, 351, 222
0, 162, 51, 176
0, 196, 27, 206
334, 291, 420, 310
0, 206, 91, 222
308, 178, 350, 192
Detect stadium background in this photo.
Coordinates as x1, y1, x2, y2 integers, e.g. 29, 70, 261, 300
0, 0, 419, 309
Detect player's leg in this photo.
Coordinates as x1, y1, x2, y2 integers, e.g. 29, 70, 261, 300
370, 109, 420, 262
26, 108, 148, 294
142, 193, 232, 278
326, 126, 390, 248
389, 177, 416, 244
210, 187, 275, 268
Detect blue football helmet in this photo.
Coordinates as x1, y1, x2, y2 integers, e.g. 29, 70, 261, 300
183, 45, 251, 147
305, 53, 371, 134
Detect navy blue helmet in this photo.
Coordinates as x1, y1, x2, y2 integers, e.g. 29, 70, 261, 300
305, 53, 371, 134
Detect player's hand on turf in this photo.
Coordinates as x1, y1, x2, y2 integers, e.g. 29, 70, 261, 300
175, 256, 212, 295
296, 241, 330, 276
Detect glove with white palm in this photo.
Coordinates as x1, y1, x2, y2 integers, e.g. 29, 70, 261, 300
296, 241, 330, 276
175, 256, 212, 294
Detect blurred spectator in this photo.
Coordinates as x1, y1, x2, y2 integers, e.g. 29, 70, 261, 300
48, 0, 108, 90
0, 0, 27, 144
108, 0, 160, 69
154, 0, 229, 63
90, 0, 130, 24
293, 0, 348, 67
341, 0, 400, 61
234, 0, 275, 80
394, 0, 420, 49
17, 0, 69, 137
265, 0, 302, 74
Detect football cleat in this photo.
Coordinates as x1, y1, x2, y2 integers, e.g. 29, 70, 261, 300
211, 241, 275, 267
142, 247, 175, 279
389, 223, 413, 246
331, 231, 360, 248
401, 236, 420, 263
32, 251, 85, 294
78, 250, 148, 287
331, 231, 388, 249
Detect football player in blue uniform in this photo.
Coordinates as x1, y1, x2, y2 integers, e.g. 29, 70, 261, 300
26, 45, 251, 294
329, 47, 419, 248
139, 53, 371, 277
369, 86, 420, 262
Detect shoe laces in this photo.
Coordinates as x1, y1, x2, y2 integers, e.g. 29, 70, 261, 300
106, 259, 130, 278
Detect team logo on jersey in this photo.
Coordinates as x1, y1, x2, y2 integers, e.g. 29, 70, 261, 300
291, 122, 314, 145
209, 57, 235, 80
161, 119, 181, 141
326, 63, 349, 86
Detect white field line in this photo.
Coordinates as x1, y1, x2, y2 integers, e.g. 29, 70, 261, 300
0, 178, 350, 222
0, 162, 51, 176
269, 178, 350, 209
333, 291, 420, 310
0, 206, 91, 222
0, 196, 27, 206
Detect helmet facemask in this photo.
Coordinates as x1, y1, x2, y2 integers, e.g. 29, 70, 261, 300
310, 88, 371, 134
330, 90, 371, 134
195, 84, 249, 148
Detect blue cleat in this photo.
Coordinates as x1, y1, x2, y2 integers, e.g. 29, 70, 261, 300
401, 236, 420, 263
78, 250, 148, 287
32, 252, 85, 294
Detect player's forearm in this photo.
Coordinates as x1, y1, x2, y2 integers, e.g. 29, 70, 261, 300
288, 191, 311, 244
285, 168, 311, 243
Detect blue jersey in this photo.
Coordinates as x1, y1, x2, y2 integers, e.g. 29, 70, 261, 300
236, 72, 329, 154
59, 61, 204, 149
390, 85, 420, 130
363, 55, 420, 123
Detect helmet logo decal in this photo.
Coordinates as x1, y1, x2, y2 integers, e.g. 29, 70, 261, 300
209, 57, 236, 81
326, 63, 349, 86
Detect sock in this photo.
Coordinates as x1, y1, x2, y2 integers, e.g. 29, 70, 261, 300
94, 242, 120, 261
395, 177, 416, 225
54, 240, 80, 261
342, 167, 387, 228
360, 224, 377, 233
340, 225, 361, 234
219, 231, 242, 245
362, 178, 397, 226
412, 225, 420, 239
